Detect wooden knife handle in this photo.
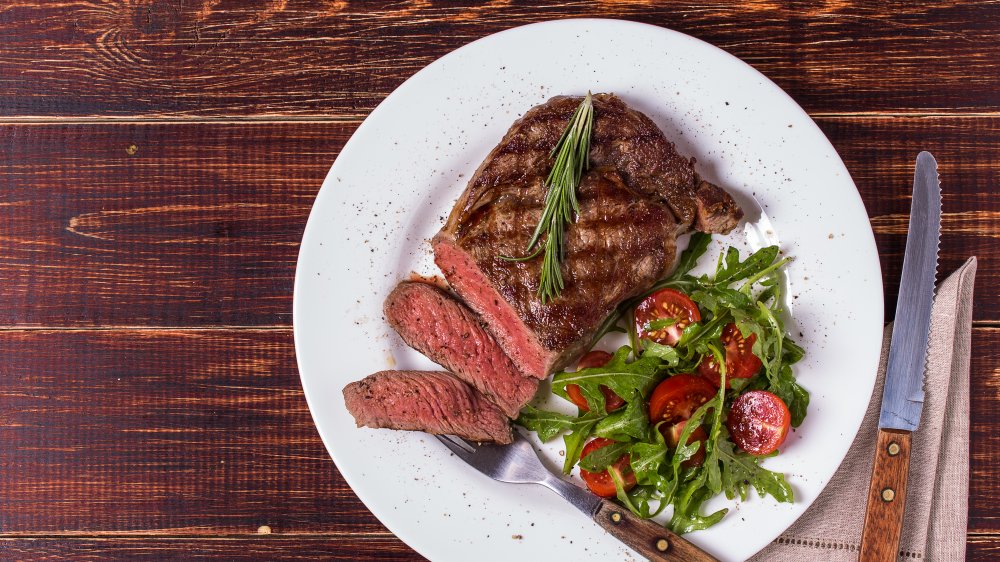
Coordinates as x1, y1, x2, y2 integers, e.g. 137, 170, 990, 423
593, 500, 717, 561
860, 428, 913, 561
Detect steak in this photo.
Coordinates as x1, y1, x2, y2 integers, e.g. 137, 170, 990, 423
384, 281, 540, 417
433, 94, 743, 378
343, 370, 512, 444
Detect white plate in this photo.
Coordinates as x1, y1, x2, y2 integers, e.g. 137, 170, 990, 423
293, 19, 883, 562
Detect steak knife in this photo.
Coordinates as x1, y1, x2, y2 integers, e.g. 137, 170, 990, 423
859, 151, 941, 561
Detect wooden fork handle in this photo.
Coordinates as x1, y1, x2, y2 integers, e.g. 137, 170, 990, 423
860, 429, 913, 561
593, 500, 718, 561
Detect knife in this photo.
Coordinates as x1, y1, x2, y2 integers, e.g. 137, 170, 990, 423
859, 151, 941, 561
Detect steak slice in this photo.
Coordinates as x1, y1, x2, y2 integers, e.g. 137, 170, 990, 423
434, 94, 743, 378
343, 370, 512, 444
384, 281, 540, 416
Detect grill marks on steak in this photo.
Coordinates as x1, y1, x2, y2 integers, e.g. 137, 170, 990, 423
383, 281, 539, 417
434, 94, 743, 378
343, 370, 512, 444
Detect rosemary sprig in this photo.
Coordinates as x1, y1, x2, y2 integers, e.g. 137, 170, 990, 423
502, 92, 594, 303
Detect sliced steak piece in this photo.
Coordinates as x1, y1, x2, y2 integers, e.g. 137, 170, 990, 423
434, 94, 743, 378
343, 370, 512, 444
384, 281, 540, 416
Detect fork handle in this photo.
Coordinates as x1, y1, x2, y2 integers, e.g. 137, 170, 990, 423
593, 500, 718, 561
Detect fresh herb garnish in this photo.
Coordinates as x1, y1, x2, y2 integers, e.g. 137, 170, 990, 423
516, 236, 806, 533
501, 92, 594, 304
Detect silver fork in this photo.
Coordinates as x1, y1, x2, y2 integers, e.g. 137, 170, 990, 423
436, 432, 717, 561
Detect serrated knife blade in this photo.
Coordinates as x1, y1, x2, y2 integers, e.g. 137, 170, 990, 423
860, 151, 942, 562
878, 151, 941, 431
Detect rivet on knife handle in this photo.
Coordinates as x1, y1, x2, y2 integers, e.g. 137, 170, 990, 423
593, 500, 718, 561
860, 429, 912, 561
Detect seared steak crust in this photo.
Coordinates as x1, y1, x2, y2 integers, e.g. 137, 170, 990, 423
434, 94, 743, 377
384, 281, 540, 416
343, 370, 512, 444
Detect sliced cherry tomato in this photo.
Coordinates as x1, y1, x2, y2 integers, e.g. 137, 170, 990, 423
697, 323, 763, 388
727, 390, 791, 456
566, 351, 625, 412
579, 438, 637, 498
665, 420, 708, 468
634, 288, 701, 346
647, 373, 717, 426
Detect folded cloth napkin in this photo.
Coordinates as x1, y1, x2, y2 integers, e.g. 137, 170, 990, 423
751, 258, 977, 562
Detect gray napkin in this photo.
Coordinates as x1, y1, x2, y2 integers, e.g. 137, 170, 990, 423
751, 258, 977, 561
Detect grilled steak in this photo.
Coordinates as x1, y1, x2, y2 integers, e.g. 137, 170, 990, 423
433, 94, 743, 378
384, 281, 539, 417
343, 370, 512, 444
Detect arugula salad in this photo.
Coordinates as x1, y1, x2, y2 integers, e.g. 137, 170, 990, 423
516, 232, 808, 533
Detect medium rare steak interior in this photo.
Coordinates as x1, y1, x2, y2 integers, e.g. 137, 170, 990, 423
343, 370, 512, 444
384, 281, 539, 418
434, 94, 743, 378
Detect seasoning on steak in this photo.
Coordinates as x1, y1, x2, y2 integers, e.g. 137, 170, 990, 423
384, 281, 540, 417
343, 370, 512, 444
433, 94, 743, 378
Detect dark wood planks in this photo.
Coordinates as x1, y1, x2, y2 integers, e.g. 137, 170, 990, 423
0, 329, 382, 534
0, 1, 998, 118
0, 123, 346, 326
0, 327, 995, 535
1, 117, 997, 326
0, 537, 421, 561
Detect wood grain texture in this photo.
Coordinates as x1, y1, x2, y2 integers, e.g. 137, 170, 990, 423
0, 329, 385, 534
0, 1, 998, 118
0, 123, 345, 326
593, 500, 716, 561
0, 326, 995, 537
0, 537, 421, 561
859, 429, 911, 562
1, 116, 996, 326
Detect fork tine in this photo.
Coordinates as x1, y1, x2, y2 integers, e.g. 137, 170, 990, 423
434, 434, 476, 460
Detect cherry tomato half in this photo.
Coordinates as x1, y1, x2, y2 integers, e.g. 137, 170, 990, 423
665, 420, 708, 468
566, 351, 625, 412
579, 438, 637, 498
697, 323, 764, 388
727, 390, 791, 456
648, 373, 717, 426
635, 288, 702, 346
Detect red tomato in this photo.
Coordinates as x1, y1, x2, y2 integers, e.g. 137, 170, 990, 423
634, 288, 702, 346
665, 420, 708, 468
697, 323, 763, 388
579, 438, 637, 498
566, 351, 625, 412
727, 390, 791, 456
647, 374, 717, 426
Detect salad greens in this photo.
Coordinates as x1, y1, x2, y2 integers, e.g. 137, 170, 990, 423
515, 233, 806, 533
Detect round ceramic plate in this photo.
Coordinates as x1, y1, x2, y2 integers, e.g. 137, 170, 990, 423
293, 19, 883, 562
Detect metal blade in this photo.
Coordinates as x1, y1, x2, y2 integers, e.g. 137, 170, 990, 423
878, 151, 941, 431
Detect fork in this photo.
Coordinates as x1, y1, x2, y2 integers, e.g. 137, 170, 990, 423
436, 432, 718, 561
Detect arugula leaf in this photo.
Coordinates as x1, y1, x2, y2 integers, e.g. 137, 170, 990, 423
562, 418, 600, 474
641, 340, 681, 365
578, 441, 630, 472
716, 436, 793, 503
594, 394, 649, 441
629, 440, 669, 486
669, 487, 728, 534
670, 232, 712, 279
644, 317, 678, 331
715, 245, 780, 285
515, 406, 603, 442
552, 346, 662, 413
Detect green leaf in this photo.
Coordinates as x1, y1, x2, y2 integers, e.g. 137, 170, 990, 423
594, 394, 649, 441
716, 436, 793, 503
515, 406, 603, 442
670, 232, 712, 279
641, 340, 681, 365
644, 317, 678, 331
715, 245, 780, 285
578, 441, 630, 472
552, 346, 663, 413
562, 417, 599, 474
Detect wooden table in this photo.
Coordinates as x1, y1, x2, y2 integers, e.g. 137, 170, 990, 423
0, 2, 996, 560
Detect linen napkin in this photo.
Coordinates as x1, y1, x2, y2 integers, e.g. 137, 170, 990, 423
751, 257, 977, 562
